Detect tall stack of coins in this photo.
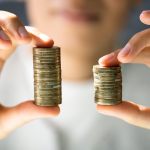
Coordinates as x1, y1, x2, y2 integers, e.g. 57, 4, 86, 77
33, 46, 62, 106
93, 65, 122, 105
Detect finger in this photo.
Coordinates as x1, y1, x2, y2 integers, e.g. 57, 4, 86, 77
98, 49, 121, 67
0, 11, 31, 45
99, 28, 150, 66
98, 47, 150, 67
25, 26, 54, 47
140, 10, 150, 25
0, 101, 60, 139
97, 101, 150, 129
0, 27, 12, 50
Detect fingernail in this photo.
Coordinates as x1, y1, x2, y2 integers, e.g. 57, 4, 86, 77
98, 53, 114, 64
39, 34, 50, 42
142, 10, 150, 14
0, 30, 11, 41
118, 44, 131, 57
18, 26, 30, 38
100, 111, 114, 116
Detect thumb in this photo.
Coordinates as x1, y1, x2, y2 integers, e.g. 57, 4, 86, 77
0, 100, 60, 139
97, 101, 150, 129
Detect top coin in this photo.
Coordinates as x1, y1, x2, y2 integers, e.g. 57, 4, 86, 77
93, 65, 121, 71
33, 46, 60, 52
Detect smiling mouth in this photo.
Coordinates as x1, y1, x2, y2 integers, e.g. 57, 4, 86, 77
52, 9, 101, 24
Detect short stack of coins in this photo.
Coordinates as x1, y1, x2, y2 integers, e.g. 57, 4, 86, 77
93, 65, 122, 105
33, 46, 62, 106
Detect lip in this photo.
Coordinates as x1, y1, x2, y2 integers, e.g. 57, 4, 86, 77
53, 8, 100, 24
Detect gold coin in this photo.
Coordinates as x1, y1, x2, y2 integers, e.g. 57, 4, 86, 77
33, 59, 60, 64
94, 76, 122, 80
35, 87, 61, 91
95, 98, 122, 105
34, 88, 61, 92
34, 101, 61, 106
33, 56, 60, 60
94, 78, 122, 83
35, 96, 61, 99
34, 68, 61, 71
95, 88, 122, 93
34, 65, 61, 69
34, 71, 61, 74
34, 73, 59, 77
93, 65, 121, 71
34, 82, 61, 85
33, 62, 60, 65
33, 46, 60, 50
34, 84, 61, 88
35, 93, 61, 96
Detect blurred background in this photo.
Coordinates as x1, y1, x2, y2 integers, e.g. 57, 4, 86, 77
0, 0, 149, 47
0, 1, 150, 150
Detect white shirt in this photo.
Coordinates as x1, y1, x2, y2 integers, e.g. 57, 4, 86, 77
0, 45, 150, 150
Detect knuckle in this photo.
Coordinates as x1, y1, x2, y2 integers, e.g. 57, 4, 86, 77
0, 11, 22, 29
0, 11, 18, 22
8, 13, 18, 22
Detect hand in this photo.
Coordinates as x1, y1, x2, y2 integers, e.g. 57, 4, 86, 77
0, 11, 60, 139
97, 10, 150, 129
0, 11, 54, 72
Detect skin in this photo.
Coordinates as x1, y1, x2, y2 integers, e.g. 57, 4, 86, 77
26, 0, 134, 80
0, 0, 149, 139
98, 10, 150, 129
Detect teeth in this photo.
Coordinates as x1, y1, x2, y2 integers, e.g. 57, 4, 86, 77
93, 65, 122, 105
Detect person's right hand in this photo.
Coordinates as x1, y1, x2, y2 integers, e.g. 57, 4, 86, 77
0, 11, 60, 140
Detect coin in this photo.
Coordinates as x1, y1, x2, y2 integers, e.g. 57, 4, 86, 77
34, 94, 59, 97
33, 59, 60, 64
33, 56, 60, 60
95, 87, 122, 92
34, 76, 61, 80
34, 90, 61, 93
93, 65, 122, 105
93, 65, 121, 71
34, 71, 61, 74
95, 98, 122, 105
94, 78, 122, 83
34, 100, 61, 106
34, 82, 61, 86
94, 72, 121, 77
34, 84, 61, 88
33, 46, 62, 106
33, 46, 60, 51
34, 74, 59, 77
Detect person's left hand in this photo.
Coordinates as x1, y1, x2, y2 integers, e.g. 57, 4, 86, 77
97, 10, 150, 129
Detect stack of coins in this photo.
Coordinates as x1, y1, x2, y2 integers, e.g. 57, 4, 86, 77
33, 46, 62, 106
93, 65, 122, 105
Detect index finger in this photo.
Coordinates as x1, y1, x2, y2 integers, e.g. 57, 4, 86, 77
25, 26, 54, 47
98, 49, 122, 67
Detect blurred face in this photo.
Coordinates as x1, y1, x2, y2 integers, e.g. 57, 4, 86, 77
26, 0, 134, 59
